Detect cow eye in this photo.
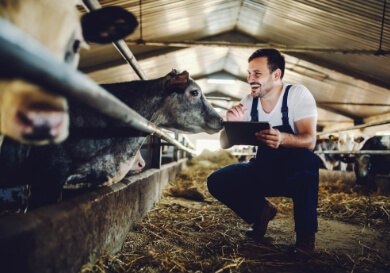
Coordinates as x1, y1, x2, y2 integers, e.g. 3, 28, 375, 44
363, 156, 371, 164
190, 90, 199, 97
64, 39, 82, 64
73, 40, 81, 53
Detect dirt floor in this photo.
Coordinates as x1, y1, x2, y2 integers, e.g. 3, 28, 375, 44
80, 150, 390, 273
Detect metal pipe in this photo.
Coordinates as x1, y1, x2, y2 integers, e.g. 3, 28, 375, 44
317, 101, 390, 107
315, 150, 390, 155
0, 16, 195, 155
81, 0, 148, 80
317, 119, 390, 136
112, 40, 148, 80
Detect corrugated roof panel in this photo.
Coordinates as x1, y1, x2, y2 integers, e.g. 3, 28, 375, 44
98, 0, 241, 41
78, 0, 390, 132
88, 47, 229, 83
238, 0, 387, 49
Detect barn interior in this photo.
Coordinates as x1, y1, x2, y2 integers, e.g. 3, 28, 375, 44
0, 1, 390, 273
78, 0, 390, 152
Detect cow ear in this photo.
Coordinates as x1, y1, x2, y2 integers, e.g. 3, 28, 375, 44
165, 70, 189, 93
329, 135, 338, 141
81, 6, 138, 44
168, 69, 178, 76
355, 136, 365, 143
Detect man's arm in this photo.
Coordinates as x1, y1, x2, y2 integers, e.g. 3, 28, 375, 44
255, 116, 317, 150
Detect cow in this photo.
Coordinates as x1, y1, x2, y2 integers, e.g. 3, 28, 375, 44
0, 0, 137, 145
0, 149, 145, 213
354, 135, 390, 190
336, 133, 366, 171
314, 136, 340, 170
0, 70, 223, 209
315, 134, 366, 171
128, 150, 146, 175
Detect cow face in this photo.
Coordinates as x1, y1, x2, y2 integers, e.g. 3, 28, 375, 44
153, 70, 223, 134
354, 136, 390, 186
354, 154, 371, 185
0, 0, 80, 145
337, 133, 355, 152
127, 150, 145, 175
0, 0, 138, 145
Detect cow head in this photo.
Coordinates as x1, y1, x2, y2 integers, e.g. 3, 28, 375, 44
354, 154, 371, 185
153, 69, 223, 134
0, 0, 138, 145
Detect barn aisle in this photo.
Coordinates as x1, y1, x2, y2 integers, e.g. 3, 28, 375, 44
81, 150, 390, 273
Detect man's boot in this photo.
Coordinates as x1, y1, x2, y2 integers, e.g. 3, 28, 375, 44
295, 232, 315, 255
245, 201, 277, 241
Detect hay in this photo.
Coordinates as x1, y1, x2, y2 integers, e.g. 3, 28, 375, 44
81, 149, 390, 273
318, 180, 390, 228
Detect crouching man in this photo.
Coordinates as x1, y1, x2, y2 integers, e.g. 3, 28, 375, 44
207, 48, 319, 255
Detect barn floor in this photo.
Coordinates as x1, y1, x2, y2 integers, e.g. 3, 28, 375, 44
80, 150, 390, 273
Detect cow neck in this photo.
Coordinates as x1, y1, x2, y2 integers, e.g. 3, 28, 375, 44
102, 79, 166, 120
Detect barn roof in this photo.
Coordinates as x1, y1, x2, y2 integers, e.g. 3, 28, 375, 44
78, 0, 390, 136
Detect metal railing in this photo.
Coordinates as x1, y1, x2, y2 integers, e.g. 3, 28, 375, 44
0, 15, 196, 155
315, 150, 390, 155
317, 120, 390, 136
316, 121, 390, 156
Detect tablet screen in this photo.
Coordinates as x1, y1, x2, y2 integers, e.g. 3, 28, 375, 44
223, 121, 270, 146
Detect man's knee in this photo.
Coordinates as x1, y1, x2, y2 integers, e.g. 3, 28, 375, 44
207, 172, 219, 197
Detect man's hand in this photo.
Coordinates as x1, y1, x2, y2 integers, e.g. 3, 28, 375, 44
226, 104, 247, 121
255, 126, 283, 149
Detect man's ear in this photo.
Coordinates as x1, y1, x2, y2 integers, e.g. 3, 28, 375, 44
273, 68, 282, 81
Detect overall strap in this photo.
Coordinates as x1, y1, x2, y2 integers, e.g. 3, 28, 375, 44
281, 85, 292, 126
250, 97, 259, 122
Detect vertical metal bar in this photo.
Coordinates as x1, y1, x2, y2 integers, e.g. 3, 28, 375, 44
81, 0, 147, 80
173, 133, 179, 161
113, 40, 147, 80
151, 136, 162, 169
181, 137, 187, 159
375, 0, 387, 55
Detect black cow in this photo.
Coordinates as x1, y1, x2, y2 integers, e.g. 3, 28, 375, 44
354, 135, 390, 189
0, 70, 222, 210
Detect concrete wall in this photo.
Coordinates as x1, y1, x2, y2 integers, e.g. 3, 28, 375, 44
0, 159, 187, 273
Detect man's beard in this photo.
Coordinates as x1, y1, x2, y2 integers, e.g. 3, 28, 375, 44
251, 84, 268, 98
250, 77, 273, 98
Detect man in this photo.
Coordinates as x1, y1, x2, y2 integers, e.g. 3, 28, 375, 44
207, 48, 319, 255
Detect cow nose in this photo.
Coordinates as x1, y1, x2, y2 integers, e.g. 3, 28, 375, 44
17, 111, 64, 141
22, 124, 53, 141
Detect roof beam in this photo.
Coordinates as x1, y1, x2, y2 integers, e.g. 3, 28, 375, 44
125, 40, 389, 55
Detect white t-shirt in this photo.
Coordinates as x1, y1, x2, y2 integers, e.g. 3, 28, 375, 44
240, 84, 317, 134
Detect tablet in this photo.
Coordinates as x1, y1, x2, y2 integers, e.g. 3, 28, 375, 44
222, 121, 270, 146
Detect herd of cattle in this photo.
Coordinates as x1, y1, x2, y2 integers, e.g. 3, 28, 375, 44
0, 0, 389, 213
315, 133, 390, 188
0, 0, 222, 212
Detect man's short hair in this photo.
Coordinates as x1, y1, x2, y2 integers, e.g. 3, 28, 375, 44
248, 48, 285, 79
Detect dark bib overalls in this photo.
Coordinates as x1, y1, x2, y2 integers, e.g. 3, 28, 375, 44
208, 85, 319, 234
